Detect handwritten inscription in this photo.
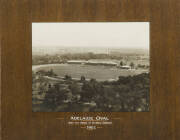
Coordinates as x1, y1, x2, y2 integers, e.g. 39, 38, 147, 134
70, 116, 109, 121
68, 116, 112, 130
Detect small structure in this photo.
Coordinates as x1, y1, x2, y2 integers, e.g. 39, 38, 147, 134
119, 65, 131, 70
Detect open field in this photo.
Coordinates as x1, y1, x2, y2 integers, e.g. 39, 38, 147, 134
32, 63, 148, 81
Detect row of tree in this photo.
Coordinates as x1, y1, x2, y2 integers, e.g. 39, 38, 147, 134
42, 73, 150, 112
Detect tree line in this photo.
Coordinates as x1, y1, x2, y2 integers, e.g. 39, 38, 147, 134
42, 72, 150, 112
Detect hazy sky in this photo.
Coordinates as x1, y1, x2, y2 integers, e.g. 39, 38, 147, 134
32, 22, 149, 49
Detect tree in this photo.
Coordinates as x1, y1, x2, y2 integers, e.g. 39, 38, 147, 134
43, 83, 68, 110
69, 82, 81, 95
120, 61, 124, 66
46, 69, 57, 76
130, 62, 135, 69
80, 76, 86, 82
81, 79, 104, 102
64, 75, 72, 80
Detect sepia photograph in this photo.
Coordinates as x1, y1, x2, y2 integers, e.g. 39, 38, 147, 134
32, 22, 150, 112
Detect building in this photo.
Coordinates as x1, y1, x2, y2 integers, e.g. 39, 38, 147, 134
119, 65, 131, 69
67, 60, 117, 66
